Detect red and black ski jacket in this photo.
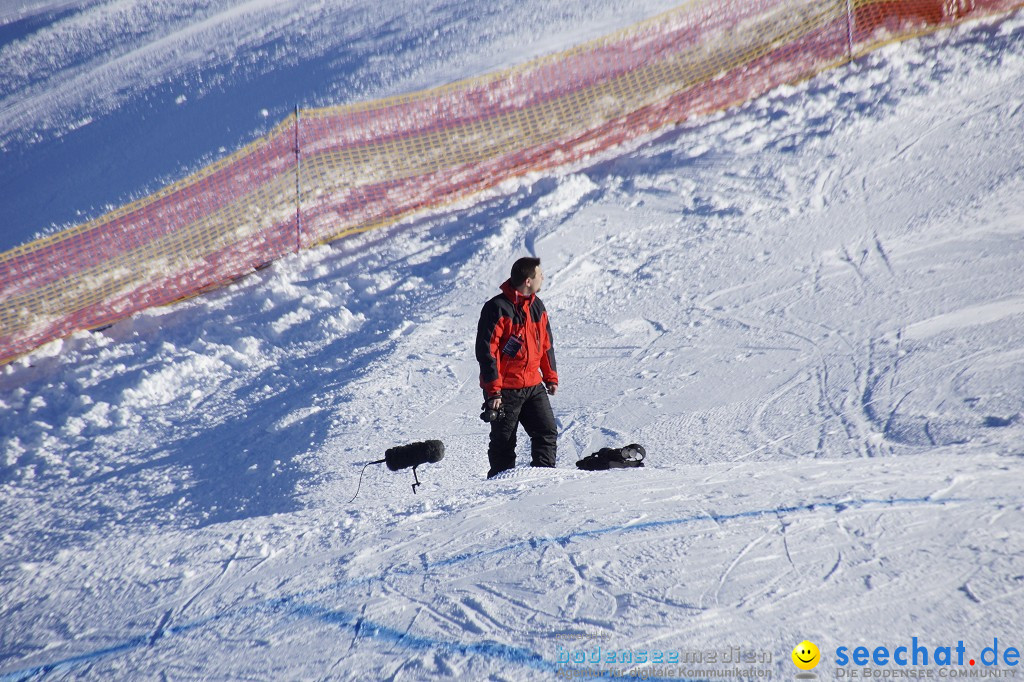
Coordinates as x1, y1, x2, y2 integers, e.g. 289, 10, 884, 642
476, 280, 558, 398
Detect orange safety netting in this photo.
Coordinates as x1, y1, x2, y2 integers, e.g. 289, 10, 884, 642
1, 0, 1020, 365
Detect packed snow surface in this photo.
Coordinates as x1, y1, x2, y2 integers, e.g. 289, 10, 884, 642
2, 2, 1024, 680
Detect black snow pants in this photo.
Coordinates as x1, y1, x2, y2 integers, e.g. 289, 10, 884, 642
487, 383, 557, 478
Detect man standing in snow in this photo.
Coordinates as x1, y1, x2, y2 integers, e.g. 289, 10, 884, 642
476, 256, 559, 478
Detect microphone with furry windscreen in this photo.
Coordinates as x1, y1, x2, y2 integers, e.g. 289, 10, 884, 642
384, 440, 445, 472
349, 440, 445, 502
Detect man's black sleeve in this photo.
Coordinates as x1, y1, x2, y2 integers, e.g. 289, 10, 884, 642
476, 300, 502, 397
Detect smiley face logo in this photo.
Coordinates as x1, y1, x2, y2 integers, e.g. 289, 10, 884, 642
792, 640, 821, 670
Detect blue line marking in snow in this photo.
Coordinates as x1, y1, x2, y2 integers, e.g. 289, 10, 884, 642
0, 495, 968, 680
0, 636, 150, 681
422, 496, 967, 570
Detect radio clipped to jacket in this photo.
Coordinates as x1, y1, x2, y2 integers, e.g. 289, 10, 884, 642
501, 332, 524, 358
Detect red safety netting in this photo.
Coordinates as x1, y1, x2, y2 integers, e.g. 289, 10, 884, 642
1, 0, 1019, 365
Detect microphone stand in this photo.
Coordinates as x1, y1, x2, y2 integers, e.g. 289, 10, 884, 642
349, 457, 424, 502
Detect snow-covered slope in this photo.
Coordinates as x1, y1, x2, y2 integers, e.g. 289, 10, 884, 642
0, 0, 682, 252
2, 4, 1024, 681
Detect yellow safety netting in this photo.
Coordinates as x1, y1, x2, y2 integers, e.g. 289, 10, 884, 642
1, 0, 1019, 365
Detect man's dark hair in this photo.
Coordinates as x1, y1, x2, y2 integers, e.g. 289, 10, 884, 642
510, 257, 541, 287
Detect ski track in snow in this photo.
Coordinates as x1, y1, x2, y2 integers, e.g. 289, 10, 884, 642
2, 4, 1024, 681
1, 458, 1020, 679
0, 486, 1008, 680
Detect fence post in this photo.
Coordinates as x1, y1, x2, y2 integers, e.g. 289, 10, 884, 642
845, 0, 855, 61
294, 105, 302, 254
